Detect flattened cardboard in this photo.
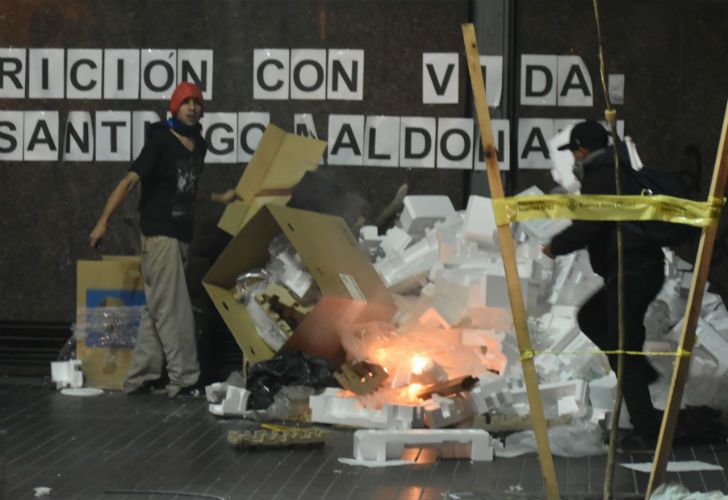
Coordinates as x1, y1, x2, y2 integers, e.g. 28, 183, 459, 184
203, 205, 395, 368
76, 259, 145, 390
218, 124, 326, 235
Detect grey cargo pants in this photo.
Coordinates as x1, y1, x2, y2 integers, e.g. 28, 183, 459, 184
123, 235, 200, 392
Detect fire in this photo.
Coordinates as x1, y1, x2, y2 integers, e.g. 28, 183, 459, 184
411, 354, 430, 375
407, 383, 423, 399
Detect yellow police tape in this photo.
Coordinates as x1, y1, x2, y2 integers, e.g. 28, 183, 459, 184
520, 349, 691, 362
492, 194, 723, 227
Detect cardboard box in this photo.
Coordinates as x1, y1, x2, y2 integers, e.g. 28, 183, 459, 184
75, 258, 146, 390
203, 204, 395, 369
218, 124, 326, 236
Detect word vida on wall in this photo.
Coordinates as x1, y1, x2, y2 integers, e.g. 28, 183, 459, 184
0, 48, 594, 106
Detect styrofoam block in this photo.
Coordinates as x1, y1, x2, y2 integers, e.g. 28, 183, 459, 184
516, 187, 573, 243
460, 329, 504, 350
418, 307, 450, 329
309, 388, 418, 429
375, 234, 440, 289
208, 386, 250, 416
353, 429, 496, 462
359, 225, 382, 244
695, 319, 728, 377
205, 382, 227, 403
400, 195, 456, 235
51, 360, 83, 390
463, 195, 498, 249
556, 395, 580, 417
588, 372, 616, 411
701, 292, 723, 314
511, 379, 588, 418
470, 377, 514, 414
380, 227, 413, 257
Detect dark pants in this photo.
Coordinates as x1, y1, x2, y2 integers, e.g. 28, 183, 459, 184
577, 263, 664, 436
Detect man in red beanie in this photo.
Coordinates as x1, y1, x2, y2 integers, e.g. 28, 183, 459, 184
90, 81, 238, 398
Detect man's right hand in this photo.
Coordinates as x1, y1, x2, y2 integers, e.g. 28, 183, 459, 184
541, 244, 555, 259
89, 222, 107, 249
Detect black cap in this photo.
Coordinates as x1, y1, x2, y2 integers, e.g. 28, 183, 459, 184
557, 120, 609, 151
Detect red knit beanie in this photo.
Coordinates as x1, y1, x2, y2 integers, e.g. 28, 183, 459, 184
169, 82, 204, 117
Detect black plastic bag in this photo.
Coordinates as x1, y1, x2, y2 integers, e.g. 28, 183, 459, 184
245, 350, 339, 410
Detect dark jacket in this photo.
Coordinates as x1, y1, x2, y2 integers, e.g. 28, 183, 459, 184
549, 147, 664, 279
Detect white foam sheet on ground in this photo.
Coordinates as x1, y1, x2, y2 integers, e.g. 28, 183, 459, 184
60, 388, 104, 397
619, 461, 723, 473
338, 457, 415, 467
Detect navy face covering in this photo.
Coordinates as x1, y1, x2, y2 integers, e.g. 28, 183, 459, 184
166, 117, 202, 137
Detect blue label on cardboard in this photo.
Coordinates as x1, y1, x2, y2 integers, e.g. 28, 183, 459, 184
85, 289, 146, 307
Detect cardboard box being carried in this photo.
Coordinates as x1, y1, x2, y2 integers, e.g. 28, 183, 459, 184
75, 258, 146, 390
204, 204, 395, 371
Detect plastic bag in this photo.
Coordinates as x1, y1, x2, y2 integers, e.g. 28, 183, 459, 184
650, 483, 728, 499
246, 351, 338, 410
242, 385, 316, 421
500, 419, 606, 457
73, 306, 143, 348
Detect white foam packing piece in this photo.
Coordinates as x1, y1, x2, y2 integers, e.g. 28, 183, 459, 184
275, 251, 314, 299
208, 385, 250, 416
463, 195, 498, 250
400, 195, 456, 235
470, 377, 515, 414
353, 429, 496, 462
510, 379, 589, 419
694, 319, 728, 377
380, 227, 413, 257
359, 225, 383, 245
50, 360, 83, 390
588, 373, 616, 411
309, 388, 418, 429
516, 186, 573, 243
374, 231, 440, 290
205, 382, 227, 403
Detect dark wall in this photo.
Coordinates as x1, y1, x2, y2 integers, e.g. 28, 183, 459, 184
0, 0, 471, 322
516, 0, 728, 187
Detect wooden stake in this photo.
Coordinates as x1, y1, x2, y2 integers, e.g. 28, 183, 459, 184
647, 102, 728, 496
462, 23, 560, 500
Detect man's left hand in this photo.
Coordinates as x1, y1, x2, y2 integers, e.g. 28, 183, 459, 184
213, 189, 242, 204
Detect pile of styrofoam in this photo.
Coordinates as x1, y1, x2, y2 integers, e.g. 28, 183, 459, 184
313, 192, 728, 459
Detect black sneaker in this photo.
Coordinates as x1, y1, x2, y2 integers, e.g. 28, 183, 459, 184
167, 384, 204, 399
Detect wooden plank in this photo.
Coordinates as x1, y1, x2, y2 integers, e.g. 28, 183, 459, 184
461, 22, 560, 500
647, 102, 728, 495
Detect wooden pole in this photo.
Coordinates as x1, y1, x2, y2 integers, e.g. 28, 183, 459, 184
462, 23, 561, 500
646, 102, 728, 496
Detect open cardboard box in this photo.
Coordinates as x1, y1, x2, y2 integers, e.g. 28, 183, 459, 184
203, 204, 396, 370
75, 258, 146, 390
218, 123, 326, 236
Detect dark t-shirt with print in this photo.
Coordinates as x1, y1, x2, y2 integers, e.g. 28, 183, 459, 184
130, 122, 207, 243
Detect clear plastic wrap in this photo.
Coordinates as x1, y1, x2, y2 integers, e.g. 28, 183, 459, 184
73, 306, 143, 348
265, 234, 320, 305
231, 268, 290, 352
